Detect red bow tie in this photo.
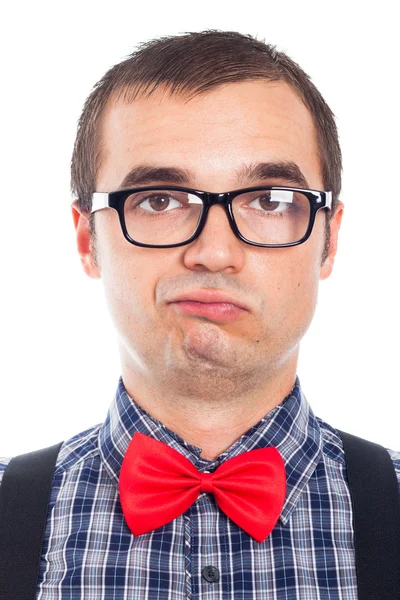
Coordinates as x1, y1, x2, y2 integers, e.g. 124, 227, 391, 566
119, 432, 286, 543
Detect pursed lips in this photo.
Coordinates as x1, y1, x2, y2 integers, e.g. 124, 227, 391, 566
167, 289, 249, 311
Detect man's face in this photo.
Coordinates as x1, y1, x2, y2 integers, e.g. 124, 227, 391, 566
73, 80, 343, 395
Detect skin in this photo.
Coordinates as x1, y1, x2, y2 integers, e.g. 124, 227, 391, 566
72, 80, 343, 460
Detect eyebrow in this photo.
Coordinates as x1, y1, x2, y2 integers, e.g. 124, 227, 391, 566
117, 161, 310, 191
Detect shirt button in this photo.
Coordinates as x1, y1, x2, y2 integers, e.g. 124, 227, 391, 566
202, 565, 220, 583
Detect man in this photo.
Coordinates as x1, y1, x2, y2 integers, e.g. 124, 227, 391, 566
1, 29, 399, 599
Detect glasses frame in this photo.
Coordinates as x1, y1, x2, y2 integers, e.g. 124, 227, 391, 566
90, 185, 333, 249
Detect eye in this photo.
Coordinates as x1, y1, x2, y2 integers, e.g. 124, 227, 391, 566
247, 193, 288, 213
124, 190, 191, 213
138, 193, 184, 212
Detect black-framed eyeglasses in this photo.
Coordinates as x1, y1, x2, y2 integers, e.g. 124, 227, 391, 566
90, 185, 332, 248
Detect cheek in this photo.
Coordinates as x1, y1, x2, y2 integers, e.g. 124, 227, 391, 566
286, 246, 322, 324
256, 244, 321, 331
97, 232, 158, 327
109, 265, 154, 315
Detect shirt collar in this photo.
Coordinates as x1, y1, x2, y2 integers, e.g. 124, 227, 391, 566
98, 375, 323, 525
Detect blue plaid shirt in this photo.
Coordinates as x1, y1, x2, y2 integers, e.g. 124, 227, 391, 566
1, 375, 399, 599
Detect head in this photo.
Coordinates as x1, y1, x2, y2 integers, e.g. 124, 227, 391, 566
71, 30, 343, 400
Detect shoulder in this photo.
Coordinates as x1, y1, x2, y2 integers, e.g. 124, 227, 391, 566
315, 415, 400, 492
0, 422, 103, 488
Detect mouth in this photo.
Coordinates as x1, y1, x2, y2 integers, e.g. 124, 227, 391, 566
171, 301, 247, 321
169, 289, 248, 309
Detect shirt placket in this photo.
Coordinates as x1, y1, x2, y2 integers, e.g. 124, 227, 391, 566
183, 453, 234, 600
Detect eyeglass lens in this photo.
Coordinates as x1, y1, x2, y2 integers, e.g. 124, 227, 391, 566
122, 188, 311, 245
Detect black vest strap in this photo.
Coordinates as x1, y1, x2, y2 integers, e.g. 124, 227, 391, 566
337, 429, 400, 600
0, 433, 399, 599
0, 441, 63, 600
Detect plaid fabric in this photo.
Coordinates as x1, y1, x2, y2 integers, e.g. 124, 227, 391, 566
1, 375, 399, 599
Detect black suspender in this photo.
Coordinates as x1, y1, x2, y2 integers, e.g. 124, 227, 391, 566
0, 432, 399, 600
338, 430, 400, 600
0, 442, 63, 600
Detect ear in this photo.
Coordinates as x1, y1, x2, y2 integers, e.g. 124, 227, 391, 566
71, 201, 101, 279
320, 201, 344, 280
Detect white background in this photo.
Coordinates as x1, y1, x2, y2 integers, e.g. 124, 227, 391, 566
0, 0, 398, 457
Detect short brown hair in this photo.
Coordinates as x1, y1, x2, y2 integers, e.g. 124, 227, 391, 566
70, 29, 342, 263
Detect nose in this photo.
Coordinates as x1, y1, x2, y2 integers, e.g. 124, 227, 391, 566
182, 204, 246, 273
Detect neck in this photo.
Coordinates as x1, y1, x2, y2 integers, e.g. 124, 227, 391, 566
119, 352, 298, 461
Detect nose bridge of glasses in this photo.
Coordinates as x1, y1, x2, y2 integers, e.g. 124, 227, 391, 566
206, 191, 232, 207
202, 191, 234, 226
192, 192, 239, 244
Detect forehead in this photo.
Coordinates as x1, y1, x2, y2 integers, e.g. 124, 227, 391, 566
97, 80, 322, 191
